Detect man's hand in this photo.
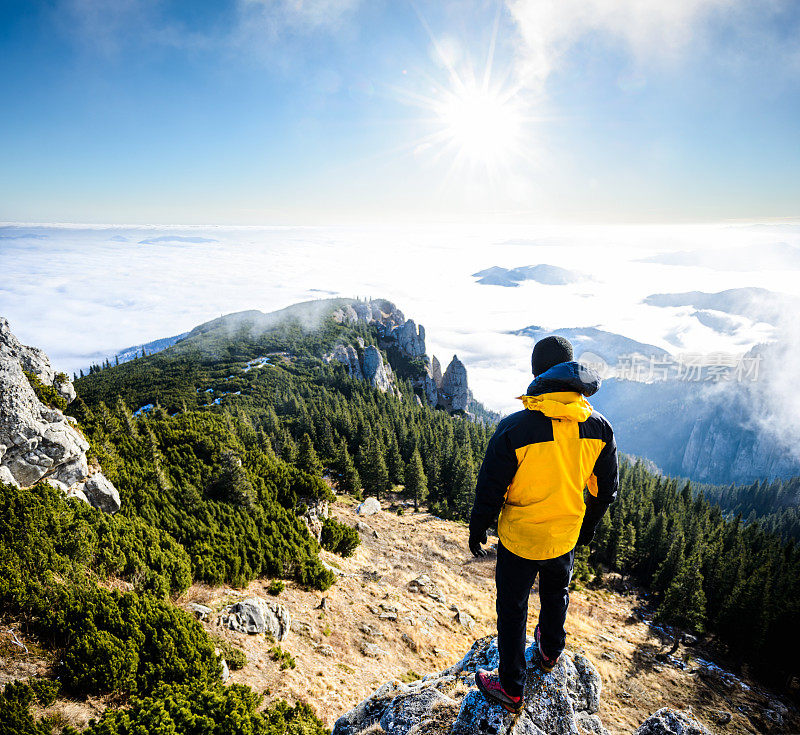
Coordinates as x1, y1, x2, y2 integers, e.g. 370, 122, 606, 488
469, 527, 488, 557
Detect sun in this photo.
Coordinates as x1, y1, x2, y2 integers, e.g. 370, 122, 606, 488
434, 82, 524, 168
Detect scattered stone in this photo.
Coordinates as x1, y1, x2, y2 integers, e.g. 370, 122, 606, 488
82, 472, 121, 514
355, 520, 378, 537
360, 641, 387, 658
652, 664, 663, 672
453, 609, 474, 629
360, 623, 384, 638
407, 574, 445, 603
634, 708, 710, 735
711, 710, 732, 725
292, 621, 315, 637
188, 603, 214, 620
356, 497, 381, 516
601, 652, 616, 661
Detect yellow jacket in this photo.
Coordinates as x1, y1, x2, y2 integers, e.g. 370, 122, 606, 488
470, 362, 618, 560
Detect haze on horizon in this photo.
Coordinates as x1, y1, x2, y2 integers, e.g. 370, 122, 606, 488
2, 0, 800, 225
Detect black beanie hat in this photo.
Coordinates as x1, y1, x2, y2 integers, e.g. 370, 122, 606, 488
531, 335, 573, 376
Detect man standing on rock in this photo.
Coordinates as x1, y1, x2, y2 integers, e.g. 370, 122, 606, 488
469, 336, 618, 713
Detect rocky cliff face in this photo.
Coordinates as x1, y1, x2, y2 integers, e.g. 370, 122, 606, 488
0, 317, 120, 513
330, 300, 473, 417
334, 636, 709, 735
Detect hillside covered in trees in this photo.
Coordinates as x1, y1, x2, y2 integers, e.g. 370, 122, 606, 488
2, 297, 799, 732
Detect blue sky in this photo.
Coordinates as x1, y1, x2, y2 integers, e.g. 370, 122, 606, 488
1, 0, 799, 224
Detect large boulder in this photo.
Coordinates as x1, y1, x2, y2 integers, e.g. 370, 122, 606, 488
634, 708, 710, 735
356, 497, 381, 516
220, 596, 291, 640
0, 316, 119, 513
334, 637, 707, 735
333, 636, 606, 735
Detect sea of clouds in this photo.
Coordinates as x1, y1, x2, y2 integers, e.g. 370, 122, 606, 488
1, 221, 797, 414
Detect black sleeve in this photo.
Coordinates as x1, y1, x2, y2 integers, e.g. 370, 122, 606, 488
470, 421, 518, 532
593, 423, 619, 507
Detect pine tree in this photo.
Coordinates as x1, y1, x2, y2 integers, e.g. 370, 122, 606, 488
386, 438, 405, 486
358, 439, 389, 499
450, 446, 476, 519
615, 522, 637, 578
297, 433, 323, 476
653, 531, 685, 592
278, 430, 298, 465
656, 553, 707, 652
336, 440, 361, 495
404, 448, 427, 511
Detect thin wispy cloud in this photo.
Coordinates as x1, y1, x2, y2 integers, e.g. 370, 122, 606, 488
505, 0, 797, 87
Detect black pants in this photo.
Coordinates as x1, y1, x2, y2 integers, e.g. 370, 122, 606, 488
496, 540, 575, 696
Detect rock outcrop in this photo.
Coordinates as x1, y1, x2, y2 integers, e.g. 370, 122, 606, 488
328, 300, 476, 418
219, 596, 291, 640
396, 320, 426, 358
438, 355, 470, 414
0, 317, 120, 513
331, 344, 364, 380
334, 636, 709, 735
300, 498, 330, 541
363, 345, 395, 394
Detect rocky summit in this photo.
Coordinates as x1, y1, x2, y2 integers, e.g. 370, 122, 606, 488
333, 636, 708, 735
0, 316, 120, 512
329, 299, 473, 417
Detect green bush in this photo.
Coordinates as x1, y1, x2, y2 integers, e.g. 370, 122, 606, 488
270, 645, 297, 670
0, 679, 59, 735
213, 636, 248, 670
320, 517, 360, 558
267, 579, 286, 596
63, 683, 329, 735
23, 370, 67, 411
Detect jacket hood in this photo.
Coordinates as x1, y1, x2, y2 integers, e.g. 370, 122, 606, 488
516, 391, 594, 422
525, 360, 601, 398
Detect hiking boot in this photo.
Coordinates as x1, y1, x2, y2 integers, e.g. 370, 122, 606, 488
534, 624, 559, 673
475, 670, 524, 713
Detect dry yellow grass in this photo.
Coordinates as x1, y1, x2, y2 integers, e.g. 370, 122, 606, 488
177, 499, 799, 733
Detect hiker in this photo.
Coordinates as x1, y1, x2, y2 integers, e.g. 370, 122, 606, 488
469, 336, 618, 713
